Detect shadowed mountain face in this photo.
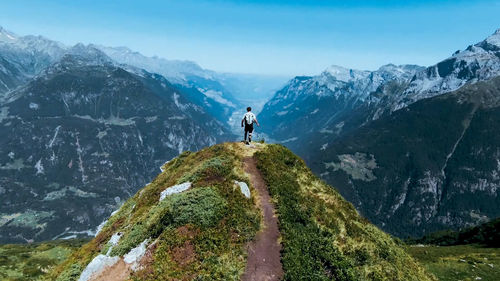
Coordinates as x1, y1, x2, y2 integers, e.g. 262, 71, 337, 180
258, 29, 500, 237
305, 76, 500, 237
0, 51, 232, 243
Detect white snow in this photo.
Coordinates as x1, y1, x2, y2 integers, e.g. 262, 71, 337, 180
234, 180, 251, 199
324, 65, 370, 82
159, 182, 191, 201
29, 102, 39, 110
123, 239, 149, 271
486, 29, 500, 46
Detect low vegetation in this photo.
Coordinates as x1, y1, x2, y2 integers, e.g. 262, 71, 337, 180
408, 217, 500, 247
0, 239, 87, 281
407, 245, 500, 281
255, 144, 434, 280
47, 143, 261, 281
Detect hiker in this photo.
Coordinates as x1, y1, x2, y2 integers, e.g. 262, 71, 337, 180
241, 107, 260, 144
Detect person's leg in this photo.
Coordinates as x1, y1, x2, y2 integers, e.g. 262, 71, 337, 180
248, 125, 254, 142
244, 129, 248, 142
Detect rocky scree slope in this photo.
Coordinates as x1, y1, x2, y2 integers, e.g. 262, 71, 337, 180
49, 143, 434, 281
0, 46, 232, 243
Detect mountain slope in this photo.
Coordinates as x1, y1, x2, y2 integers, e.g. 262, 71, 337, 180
0, 47, 232, 243
48, 143, 434, 281
307, 76, 500, 238
94, 45, 242, 125
258, 64, 423, 145
410, 217, 500, 247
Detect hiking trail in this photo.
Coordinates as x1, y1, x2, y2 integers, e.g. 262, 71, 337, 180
240, 143, 283, 281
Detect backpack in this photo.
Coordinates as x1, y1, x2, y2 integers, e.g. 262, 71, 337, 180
245, 112, 255, 125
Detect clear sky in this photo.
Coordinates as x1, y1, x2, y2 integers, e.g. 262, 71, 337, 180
1, 0, 499, 75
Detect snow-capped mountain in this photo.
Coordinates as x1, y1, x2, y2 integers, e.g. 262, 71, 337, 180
0, 26, 245, 127
258, 63, 423, 143
0, 27, 66, 95
388, 28, 500, 112
94, 45, 213, 83
94, 45, 242, 124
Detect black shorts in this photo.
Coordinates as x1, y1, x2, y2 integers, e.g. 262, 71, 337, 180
244, 123, 254, 133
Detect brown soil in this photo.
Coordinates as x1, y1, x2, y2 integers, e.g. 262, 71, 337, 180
172, 240, 196, 267
241, 156, 283, 281
91, 259, 131, 281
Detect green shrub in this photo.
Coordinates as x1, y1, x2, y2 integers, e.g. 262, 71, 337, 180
170, 187, 227, 228
55, 263, 82, 281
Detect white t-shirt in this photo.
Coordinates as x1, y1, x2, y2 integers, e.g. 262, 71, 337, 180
243, 112, 256, 125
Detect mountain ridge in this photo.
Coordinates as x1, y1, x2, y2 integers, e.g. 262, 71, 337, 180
48, 143, 434, 281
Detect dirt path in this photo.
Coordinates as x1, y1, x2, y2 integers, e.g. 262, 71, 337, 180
241, 156, 283, 281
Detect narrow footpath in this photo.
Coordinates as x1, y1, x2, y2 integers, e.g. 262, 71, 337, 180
241, 155, 283, 281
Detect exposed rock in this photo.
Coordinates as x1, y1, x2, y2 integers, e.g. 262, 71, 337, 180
159, 182, 191, 201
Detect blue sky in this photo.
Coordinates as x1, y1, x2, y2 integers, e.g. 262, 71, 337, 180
1, 0, 499, 75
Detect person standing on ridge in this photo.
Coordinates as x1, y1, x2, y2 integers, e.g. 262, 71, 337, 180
241, 107, 260, 145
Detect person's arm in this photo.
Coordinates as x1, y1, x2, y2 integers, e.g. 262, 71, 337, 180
241, 118, 245, 127
254, 117, 260, 127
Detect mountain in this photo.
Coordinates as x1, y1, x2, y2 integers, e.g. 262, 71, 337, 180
0, 27, 66, 96
258, 29, 500, 238
0, 26, 246, 129
94, 45, 242, 125
378, 28, 500, 115
258, 64, 424, 144
94, 45, 291, 134
306, 76, 500, 237
0, 45, 232, 243
48, 143, 434, 281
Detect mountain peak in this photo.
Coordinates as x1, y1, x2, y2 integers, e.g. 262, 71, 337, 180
323, 65, 369, 82
485, 28, 500, 46
64, 43, 113, 65
0, 26, 18, 42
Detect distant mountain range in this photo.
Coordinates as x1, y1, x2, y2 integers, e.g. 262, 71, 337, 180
0, 26, 286, 243
259, 29, 500, 237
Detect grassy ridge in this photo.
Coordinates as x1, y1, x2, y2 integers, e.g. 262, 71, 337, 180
255, 144, 435, 280
48, 143, 261, 280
